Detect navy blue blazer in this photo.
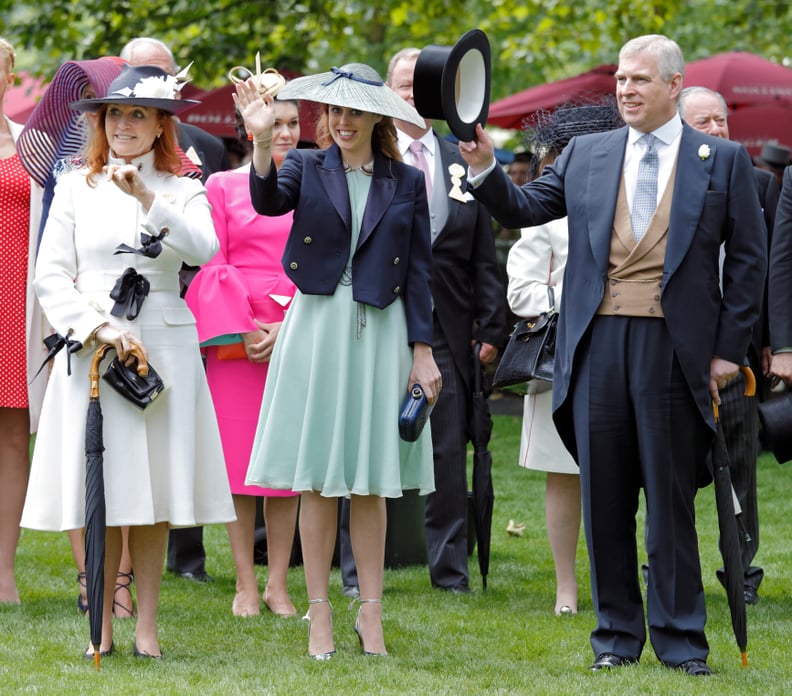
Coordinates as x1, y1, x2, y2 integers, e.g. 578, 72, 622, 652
473, 124, 766, 454
249, 144, 433, 345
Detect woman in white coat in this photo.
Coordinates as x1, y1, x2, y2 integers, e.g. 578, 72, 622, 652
506, 101, 623, 616
21, 64, 234, 658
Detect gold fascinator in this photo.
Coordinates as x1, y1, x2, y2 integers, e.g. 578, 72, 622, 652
228, 52, 286, 98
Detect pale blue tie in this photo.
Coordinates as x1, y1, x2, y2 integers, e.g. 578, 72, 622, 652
631, 134, 658, 241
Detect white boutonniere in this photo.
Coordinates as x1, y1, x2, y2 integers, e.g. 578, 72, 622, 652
698, 144, 711, 161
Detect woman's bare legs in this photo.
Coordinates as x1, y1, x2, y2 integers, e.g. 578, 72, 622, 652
127, 522, 168, 656
113, 527, 134, 618
546, 472, 581, 615
299, 492, 337, 657
0, 408, 30, 603
262, 495, 298, 616
68, 528, 88, 612
226, 494, 260, 616
349, 494, 387, 655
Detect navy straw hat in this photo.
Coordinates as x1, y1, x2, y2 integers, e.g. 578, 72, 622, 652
70, 64, 199, 114
524, 98, 624, 160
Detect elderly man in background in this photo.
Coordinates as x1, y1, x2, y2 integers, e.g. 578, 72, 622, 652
679, 85, 774, 605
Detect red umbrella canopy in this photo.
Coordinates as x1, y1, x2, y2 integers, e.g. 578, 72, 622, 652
4, 71, 47, 122
488, 64, 617, 129
726, 104, 792, 158
685, 52, 792, 108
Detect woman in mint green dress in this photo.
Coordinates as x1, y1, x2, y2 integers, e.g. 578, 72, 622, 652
234, 63, 440, 659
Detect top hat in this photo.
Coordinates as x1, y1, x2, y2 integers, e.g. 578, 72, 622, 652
276, 62, 425, 128
413, 28, 491, 141
756, 142, 791, 169
758, 392, 792, 464
70, 64, 199, 114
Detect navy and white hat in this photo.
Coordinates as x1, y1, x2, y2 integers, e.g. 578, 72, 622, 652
70, 64, 199, 114
277, 62, 425, 128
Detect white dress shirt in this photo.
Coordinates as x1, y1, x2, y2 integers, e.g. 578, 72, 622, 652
397, 129, 436, 189
623, 114, 683, 212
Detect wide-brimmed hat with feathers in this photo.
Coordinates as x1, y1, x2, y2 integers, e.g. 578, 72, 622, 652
70, 64, 198, 114
276, 62, 425, 128
524, 97, 624, 161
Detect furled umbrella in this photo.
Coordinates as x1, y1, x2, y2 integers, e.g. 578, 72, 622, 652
470, 342, 495, 589
710, 365, 755, 668
84, 341, 148, 670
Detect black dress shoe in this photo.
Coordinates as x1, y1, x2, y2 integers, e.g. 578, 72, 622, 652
342, 584, 360, 599
436, 584, 470, 594
744, 586, 759, 605
174, 570, 213, 583
673, 658, 712, 676
133, 643, 163, 659
590, 653, 638, 670
83, 641, 114, 659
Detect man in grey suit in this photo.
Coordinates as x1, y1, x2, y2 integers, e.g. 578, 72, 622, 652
387, 47, 506, 593
459, 35, 765, 675
121, 37, 229, 583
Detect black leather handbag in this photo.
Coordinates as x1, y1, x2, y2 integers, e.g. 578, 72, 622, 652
398, 384, 435, 442
102, 355, 165, 409
493, 287, 557, 396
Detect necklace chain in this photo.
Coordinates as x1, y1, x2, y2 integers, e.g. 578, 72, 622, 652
343, 160, 374, 176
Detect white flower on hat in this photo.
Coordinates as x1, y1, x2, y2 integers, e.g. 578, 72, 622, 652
698, 144, 711, 160
129, 74, 180, 100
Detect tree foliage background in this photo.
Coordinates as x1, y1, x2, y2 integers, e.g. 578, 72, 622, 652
2, 0, 792, 101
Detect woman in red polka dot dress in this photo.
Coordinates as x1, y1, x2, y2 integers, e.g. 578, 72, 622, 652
0, 37, 45, 603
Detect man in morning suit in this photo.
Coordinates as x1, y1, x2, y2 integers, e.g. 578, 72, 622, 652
459, 35, 765, 674
679, 86, 775, 605
387, 47, 505, 592
121, 37, 230, 583
767, 165, 792, 428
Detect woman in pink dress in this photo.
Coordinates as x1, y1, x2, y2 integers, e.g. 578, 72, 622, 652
0, 37, 45, 604
186, 68, 300, 617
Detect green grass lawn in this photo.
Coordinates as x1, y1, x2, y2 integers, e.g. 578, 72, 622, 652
3, 412, 792, 694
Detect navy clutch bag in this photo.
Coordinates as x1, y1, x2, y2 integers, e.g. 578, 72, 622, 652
398, 384, 434, 442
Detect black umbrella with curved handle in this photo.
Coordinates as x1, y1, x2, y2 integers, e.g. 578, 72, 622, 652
710, 365, 754, 668
470, 343, 494, 589
84, 341, 149, 670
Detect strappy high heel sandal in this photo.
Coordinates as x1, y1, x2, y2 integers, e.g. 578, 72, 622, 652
77, 571, 88, 614
351, 598, 388, 657
113, 571, 135, 618
302, 598, 335, 661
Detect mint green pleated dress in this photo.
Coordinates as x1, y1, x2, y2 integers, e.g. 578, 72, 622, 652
245, 169, 435, 497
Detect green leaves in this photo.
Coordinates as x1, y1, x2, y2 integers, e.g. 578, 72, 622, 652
3, 1, 792, 113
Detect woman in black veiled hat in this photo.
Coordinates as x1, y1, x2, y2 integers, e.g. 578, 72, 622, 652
506, 98, 623, 616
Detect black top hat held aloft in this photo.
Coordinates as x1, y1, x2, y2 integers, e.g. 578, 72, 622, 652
413, 29, 491, 142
